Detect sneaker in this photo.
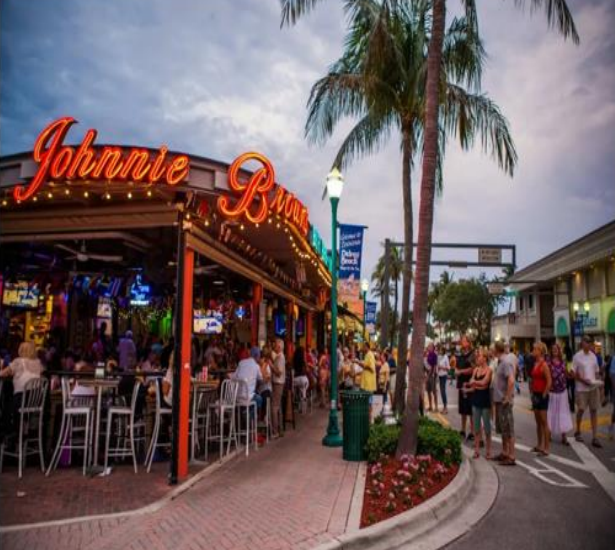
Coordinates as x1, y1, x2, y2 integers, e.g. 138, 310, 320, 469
591, 438, 603, 449
459, 430, 466, 438
467, 433, 475, 442
574, 432, 583, 442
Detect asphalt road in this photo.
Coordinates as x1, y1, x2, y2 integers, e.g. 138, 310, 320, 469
435, 381, 615, 550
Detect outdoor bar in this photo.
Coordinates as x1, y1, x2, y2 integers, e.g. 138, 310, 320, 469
0, 116, 333, 485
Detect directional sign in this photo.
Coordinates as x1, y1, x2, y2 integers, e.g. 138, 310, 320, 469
487, 282, 506, 295
478, 248, 502, 264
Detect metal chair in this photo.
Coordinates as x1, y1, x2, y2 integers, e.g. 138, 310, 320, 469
257, 393, 272, 443
104, 381, 143, 473
205, 379, 238, 461
191, 387, 217, 461
47, 377, 94, 476
234, 379, 258, 457
144, 379, 172, 473
0, 378, 48, 478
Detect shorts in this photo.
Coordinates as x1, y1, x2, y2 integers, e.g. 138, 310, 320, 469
495, 402, 515, 439
472, 406, 492, 436
531, 392, 549, 411
458, 390, 473, 416
426, 374, 437, 394
575, 388, 599, 411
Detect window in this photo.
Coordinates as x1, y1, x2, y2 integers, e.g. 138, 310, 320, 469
528, 294, 534, 311
519, 297, 524, 312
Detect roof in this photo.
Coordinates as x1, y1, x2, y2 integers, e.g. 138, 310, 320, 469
509, 220, 615, 286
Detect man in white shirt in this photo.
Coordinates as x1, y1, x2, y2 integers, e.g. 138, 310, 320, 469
232, 348, 263, 408
270, 339, 286, 438
573, 336, 602, 448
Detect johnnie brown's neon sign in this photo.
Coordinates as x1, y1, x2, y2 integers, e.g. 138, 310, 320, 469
13, 117, 190, 201
218, 152, 309, 236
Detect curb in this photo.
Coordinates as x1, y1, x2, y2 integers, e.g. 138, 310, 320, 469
0, 450, 241, 534
313, 447, 498, 550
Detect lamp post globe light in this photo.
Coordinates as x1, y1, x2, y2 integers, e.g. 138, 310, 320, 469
323, 168, 344, 447
361, 278, 369, 342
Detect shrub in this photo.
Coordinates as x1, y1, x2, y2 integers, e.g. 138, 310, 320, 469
417, 417, 462, 466
365, 420, 401, 463
364, 416, 462, 465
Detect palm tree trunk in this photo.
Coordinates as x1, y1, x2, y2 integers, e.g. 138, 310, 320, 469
394, 125, 413, 416
397, 0, 446, 457
393, 275, 399, 345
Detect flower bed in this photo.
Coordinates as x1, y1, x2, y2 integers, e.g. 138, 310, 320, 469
361, 417, 462, 528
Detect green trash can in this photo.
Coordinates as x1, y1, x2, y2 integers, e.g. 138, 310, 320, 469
340, 390, 371, 461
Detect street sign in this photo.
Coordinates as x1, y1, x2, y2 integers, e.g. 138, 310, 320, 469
478, 248, 502, 264
487, 282, 505, 295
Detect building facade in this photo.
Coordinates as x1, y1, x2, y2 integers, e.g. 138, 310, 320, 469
491, 221, 615, 355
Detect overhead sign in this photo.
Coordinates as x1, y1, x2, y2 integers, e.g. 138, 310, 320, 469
487, 282, 506, 295
13, 117, 190, 202
478, 248, 502, 264
217, 152, 309, 236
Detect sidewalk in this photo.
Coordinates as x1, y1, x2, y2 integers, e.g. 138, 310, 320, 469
1, 410, 359, 550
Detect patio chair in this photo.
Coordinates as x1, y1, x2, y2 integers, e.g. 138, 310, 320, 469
144, 378, 172, 473
0, 377, 48, 478
104, 381, 144, 473
47, 377, 94, 477
205, 379, 238, 462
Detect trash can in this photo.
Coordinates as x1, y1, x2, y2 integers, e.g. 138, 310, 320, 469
340, 389, 371, 461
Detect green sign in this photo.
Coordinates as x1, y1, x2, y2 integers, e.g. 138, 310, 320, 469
310, 227, 333, 272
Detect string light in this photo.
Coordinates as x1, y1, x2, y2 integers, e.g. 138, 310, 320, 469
146, 190, 152, 198
64, 188, 71, 195
185, 213, 191, 220
1, 199, 7, 207
127, 191, 133, 199
47, 192, 53, 199
240, 223, 245, 231
83, 191, 89, 198
204, 219, 210, 227
105, 192, 111, 200
33, 196, 38, 202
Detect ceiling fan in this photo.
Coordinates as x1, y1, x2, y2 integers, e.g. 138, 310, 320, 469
55, 241, 123, 263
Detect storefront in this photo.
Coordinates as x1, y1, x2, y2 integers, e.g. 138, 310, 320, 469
0, 116, 332, 478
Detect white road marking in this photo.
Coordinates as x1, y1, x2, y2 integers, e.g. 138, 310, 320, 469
491, 436, 587, 472
569, 440, 615, 505
515, 458, 588, 488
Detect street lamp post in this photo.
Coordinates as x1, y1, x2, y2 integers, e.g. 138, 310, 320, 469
323, 168, 344, 447
573, 301, 591, 345
361, 278, 369, 343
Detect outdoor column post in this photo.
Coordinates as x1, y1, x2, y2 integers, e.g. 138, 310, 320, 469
306, 310, 313, 350
252, 282, 263, 347
170, 214, 194, 484
323, 171, 343, 446
286, 301, 294, 358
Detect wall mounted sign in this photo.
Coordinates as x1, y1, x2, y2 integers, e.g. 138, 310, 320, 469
217, 152, 309, 236
13, 117, 190, 201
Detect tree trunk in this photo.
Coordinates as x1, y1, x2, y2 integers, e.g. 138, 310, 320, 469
397, 0, 446, 457
394, 125, 413, 416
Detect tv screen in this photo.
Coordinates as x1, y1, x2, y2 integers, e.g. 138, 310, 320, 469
97, 297, 113, 319
193, 309, 224, 335
2, 281, 40, 309
129, 274, 151, 306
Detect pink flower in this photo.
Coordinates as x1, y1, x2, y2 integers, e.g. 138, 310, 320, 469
372, 479, 379, 487
388, 492, 396, 500
379, 483, 385, 490
403, 487, 410, 494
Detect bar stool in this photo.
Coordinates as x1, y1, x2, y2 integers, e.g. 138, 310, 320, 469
0, 378, 48, 478
205, 379, 238, 461
257, 393, 272, 443
191, 387, 216, 460
47, 377, 94, 476
104, 381, 143, 473
145, 379, 172, 473
234, 379, 258, 457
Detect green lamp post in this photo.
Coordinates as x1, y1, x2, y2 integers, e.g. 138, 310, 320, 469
361, 278, 369, 343
323, 168, 344, 447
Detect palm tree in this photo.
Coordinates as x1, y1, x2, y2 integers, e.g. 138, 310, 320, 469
372, 244, 403, 347
407, 0, 579, 453
286, 1, 516, 427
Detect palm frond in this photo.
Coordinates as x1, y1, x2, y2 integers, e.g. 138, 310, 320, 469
333, 111, 398, 170
443, 84, 518, 176
513, 0, 580, 44
280, 0, 325, 27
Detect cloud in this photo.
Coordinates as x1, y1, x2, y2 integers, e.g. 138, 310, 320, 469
1, 0, 614, 304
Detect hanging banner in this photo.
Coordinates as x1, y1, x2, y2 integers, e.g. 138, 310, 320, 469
365, 301, 378, 335
338, 224, 365, 318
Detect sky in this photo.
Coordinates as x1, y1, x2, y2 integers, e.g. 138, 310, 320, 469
1, 0, 614, 304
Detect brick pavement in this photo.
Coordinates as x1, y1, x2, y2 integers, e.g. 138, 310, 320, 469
1, 410, 359, 550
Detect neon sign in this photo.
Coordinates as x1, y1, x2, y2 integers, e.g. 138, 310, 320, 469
13, 117, 190, 201
218, 152, 309, 236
